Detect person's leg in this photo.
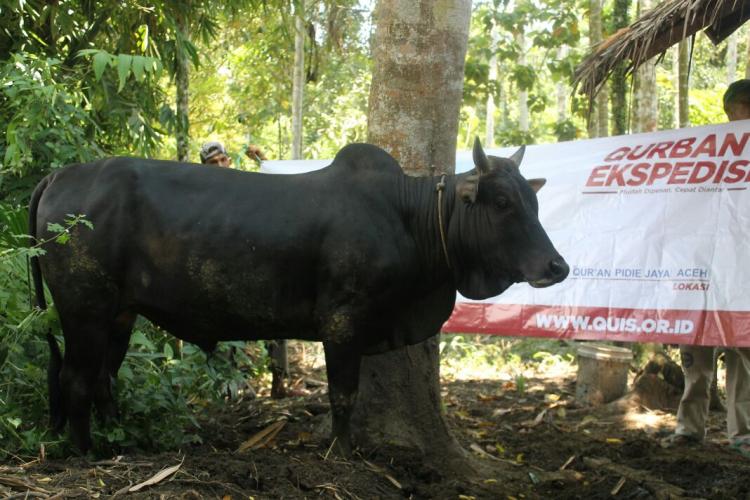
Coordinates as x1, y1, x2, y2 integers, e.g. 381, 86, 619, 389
675, 345, 715, 439
725, 348, 750, 441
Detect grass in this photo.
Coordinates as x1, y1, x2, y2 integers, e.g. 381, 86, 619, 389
439, 334, 578, 382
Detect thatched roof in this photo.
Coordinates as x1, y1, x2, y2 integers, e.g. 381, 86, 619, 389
573, 0, 750, 99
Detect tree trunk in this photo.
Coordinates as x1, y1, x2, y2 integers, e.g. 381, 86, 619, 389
291, 0, 305, 160
175, 14, 190, 162
635, 0, 657, 133
355, 0, 472, 471
516, 29, 529, 133
673, 46, 679, 129
610, 0, 629, 135
678, 39, 689, 128
591, 0, 608, 137
727, 32, 738, 86
630, 71, 640, 132
556, 46, 567, 125
587, 0, 602, 138
636, 60, 657, 132
499, 75, 508, 130
486, 19, 499, 147
596, 84, 608, 138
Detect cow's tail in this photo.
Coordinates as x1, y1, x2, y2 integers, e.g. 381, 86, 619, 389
29, 175, 49, 311
29, 176, 66, 431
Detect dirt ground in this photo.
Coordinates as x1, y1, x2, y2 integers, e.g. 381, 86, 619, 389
1, 358, 749, 499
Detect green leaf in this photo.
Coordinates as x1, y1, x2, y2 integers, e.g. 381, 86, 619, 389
46, 222, 64, 233
131, 330, 156, 351
117, 54, 133, 92
76, 49, 99, 57
512, 65, 536, 91
131, 56, 146, 82
92, 51, 111, 82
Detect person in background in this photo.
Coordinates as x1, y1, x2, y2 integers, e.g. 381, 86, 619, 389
663, 80, 750, 458
724, 80, 750, 121
198, 140, 293, 399
199, 141, 267, 167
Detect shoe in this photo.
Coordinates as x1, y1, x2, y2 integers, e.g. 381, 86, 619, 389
660, 433, 701, 448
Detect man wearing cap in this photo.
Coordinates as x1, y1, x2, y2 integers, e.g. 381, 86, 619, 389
199, 141, 267, 167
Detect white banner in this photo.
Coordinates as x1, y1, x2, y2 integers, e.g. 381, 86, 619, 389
263, 121, 750, 347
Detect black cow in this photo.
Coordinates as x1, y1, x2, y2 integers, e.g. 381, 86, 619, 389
29, 139, 568, 453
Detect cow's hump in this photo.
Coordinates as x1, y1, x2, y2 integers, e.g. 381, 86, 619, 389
327, 143, 403, 176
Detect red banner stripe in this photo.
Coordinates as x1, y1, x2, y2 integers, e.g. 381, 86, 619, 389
442, 303, 750, 347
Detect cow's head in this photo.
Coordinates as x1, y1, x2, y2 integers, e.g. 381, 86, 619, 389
448, 138, 569, 299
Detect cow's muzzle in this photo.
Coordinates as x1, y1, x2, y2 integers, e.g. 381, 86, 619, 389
527, 257, 569, 288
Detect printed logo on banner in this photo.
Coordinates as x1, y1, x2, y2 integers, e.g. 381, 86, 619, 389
584, 132, 750, 194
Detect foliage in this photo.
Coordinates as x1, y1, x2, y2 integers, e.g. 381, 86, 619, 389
689, 87, 728, 126
439, 334, 576, 382
179, 0, 371, 164
461, 1, 746, 148
0, 54, 103, 201
0, 2, 172, 200
92, 324, 265, 453
462, 0, 585, 147
0, 0, 279, 193
0, 205, 72, 457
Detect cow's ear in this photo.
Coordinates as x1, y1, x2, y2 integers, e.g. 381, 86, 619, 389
509, 145, 526, 168
473, 137, 490, 175
527, 178, 546, 193
457, 174, 480, 203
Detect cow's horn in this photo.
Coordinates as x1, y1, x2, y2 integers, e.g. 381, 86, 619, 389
509, 145, 525, 168
527, 178, 546, 193
472, 137, 491, 175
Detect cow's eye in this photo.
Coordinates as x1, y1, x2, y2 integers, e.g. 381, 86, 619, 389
495, 197, 508, 209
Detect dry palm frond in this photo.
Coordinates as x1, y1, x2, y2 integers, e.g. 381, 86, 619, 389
573, 0, 750, 100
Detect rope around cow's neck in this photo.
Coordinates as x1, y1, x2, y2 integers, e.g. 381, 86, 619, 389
435, 175, 451, 270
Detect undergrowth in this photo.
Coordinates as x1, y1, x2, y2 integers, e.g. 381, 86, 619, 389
439, 334, 578, 382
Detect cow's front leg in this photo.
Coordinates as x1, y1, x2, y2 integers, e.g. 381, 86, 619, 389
323, 341, 361, 456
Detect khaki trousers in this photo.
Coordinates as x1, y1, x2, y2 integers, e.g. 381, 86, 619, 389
676, 345, 750, 441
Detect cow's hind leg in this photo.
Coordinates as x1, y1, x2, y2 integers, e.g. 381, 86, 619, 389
59, 318, 109, 453
323, 341, 362, 455
93, 311, 136, 422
